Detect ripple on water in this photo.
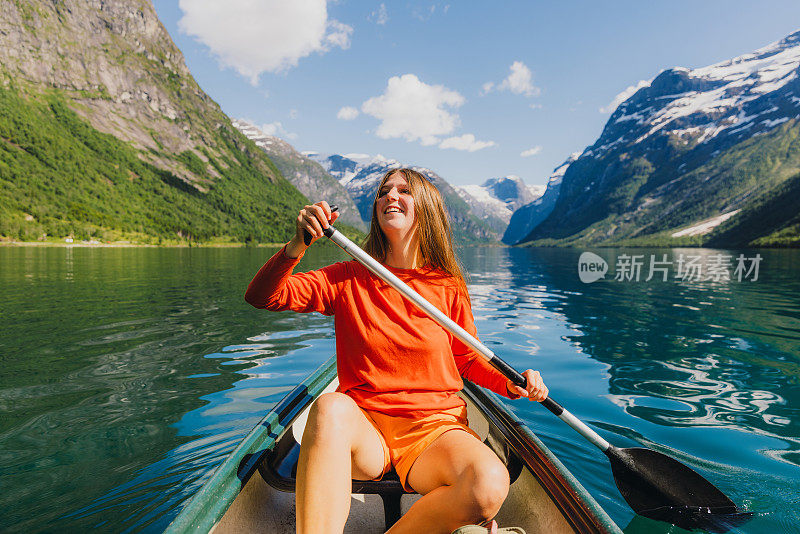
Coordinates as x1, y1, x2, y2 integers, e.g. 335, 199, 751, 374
3, 246, 800, 533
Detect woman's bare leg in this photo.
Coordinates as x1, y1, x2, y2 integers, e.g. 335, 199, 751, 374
296, 392, 388, 534
386, 430, 509, 534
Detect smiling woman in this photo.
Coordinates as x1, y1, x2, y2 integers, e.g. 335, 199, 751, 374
372, 171, 418, 262
242, 168, 549, 533
365, 168, 465, 279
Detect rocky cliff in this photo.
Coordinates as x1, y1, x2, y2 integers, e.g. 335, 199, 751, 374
0, 0, 305, 243
232, 120, 366, 230
503, 154, 579, 245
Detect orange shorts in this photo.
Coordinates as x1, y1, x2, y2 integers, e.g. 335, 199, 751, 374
360, 404, 481, 492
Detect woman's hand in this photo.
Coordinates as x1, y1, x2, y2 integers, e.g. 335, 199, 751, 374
286, 201, 339, 258
507, 369, 548, 402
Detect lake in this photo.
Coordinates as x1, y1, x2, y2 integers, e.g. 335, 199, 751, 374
1, 245, 798, 533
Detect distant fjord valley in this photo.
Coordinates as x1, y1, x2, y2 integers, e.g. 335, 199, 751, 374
0, 0, 798, 248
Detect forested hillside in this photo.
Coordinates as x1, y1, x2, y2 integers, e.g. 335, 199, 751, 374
0, 0, 313, 245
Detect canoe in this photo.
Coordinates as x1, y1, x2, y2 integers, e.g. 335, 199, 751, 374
165, 356, 622, 534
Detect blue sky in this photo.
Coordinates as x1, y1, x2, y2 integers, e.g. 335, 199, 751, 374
152, 1, 800, 187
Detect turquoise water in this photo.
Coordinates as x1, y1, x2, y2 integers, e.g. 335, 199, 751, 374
0, 245, 798, 533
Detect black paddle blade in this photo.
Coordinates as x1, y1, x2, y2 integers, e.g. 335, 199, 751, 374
606, 446, 751, 531
623, 511, 754, 534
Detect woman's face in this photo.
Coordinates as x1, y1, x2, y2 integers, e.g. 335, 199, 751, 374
376, 172, 416, 238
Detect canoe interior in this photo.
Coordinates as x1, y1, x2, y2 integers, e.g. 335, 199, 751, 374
205, 368, 620, 533
165, 356, 620, 534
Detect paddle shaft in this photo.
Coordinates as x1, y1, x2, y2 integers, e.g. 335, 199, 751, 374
322, 226, 612, 453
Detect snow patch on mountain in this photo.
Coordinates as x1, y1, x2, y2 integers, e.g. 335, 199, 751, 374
456, 176, 544, 225
599, 30, 800, 156
671, 210, 741, 237
233, 119, 279, 149
546, 152, 580, 189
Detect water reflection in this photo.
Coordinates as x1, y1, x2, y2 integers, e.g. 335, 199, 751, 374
2, 245, 799, 533
496, 248, 800, 450
460, 247, 800, 532
0, 245, 344, 532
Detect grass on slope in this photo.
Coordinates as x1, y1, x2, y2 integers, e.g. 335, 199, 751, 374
521, 120, 800, 248
706, 171, 800, 248
0, 86, 308, 244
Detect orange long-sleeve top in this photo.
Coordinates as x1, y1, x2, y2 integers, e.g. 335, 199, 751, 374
245, 245, 517, 417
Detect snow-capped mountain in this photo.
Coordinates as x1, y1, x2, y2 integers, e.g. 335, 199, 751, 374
455, 176, 544, 234
305, 152, 403, 222
595, 31, 800, 158
232, 120, 365, 230
308, 152, 386, 185
306, 152, 499, 243
503, 154, 579, 245
520, 29, 800, 246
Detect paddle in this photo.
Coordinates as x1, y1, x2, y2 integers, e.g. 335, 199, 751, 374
317, 222, 749, 531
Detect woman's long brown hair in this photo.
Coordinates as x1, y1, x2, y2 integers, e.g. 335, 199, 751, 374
363, 168, 467, 288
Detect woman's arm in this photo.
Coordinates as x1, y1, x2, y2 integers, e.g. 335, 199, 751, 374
244, 201, 344, 315
450, 288, 548, 401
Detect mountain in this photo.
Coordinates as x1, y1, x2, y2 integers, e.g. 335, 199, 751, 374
307, 152, 499, 243
231, 120, 366, 231
0, 0, 306, 244
306, 153, 400, 221
705, 170, 800, 247
455, 176, 544, 234
520, 30, 800, 247
502, 154, 579, 245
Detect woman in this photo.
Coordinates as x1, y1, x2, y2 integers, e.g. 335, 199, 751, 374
245, 169, 548, 534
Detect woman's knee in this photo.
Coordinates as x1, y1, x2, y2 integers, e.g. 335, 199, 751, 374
304, 392, 359, 441
462, 460, 510, 521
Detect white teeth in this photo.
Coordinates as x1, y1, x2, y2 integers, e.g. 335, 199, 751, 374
384, 207, 402, 214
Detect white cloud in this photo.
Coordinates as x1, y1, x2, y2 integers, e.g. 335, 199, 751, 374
412, 4, 437, 21
370, 3, 388, 25
337, 106, 359, 120
529, 103, 542, 110
499, 61, 540, 97
177, 0, 352, 85
260, 121, 298, 140
439, 134, 496, 152
324, 20, 352, 49
361, 74, 465, 146
600, 80, 650, 113
482, 61, 540, 98
520, 146, 542, 157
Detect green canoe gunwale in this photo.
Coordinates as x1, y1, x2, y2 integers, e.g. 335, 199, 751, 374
165, 356, 337, 533
460, 380, 619, 534
165, 355, 620, 533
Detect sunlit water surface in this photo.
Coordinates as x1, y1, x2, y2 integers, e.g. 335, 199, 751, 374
0, 245, 798, 533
